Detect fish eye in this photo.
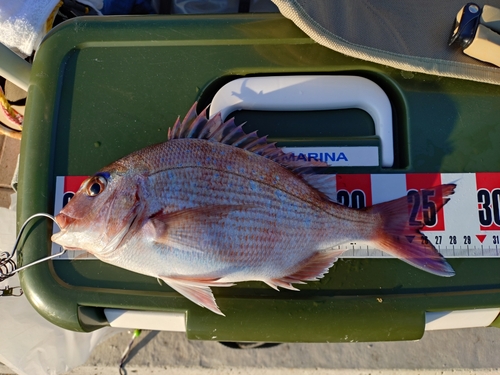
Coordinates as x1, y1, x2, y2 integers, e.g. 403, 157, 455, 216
85, 175, 107, 197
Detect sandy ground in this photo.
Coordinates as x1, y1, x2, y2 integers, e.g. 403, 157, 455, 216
59, 326, 500, 375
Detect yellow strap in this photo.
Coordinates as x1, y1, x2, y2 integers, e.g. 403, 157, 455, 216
45, 1, 64, 33
0, 121, 21, 140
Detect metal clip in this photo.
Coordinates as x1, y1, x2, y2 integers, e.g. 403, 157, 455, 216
0, 213, 65, 282
449, 3, 482, 48
0, 286, 23, 297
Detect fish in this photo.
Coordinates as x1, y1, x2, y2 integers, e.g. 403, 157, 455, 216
51, 102, 456, 316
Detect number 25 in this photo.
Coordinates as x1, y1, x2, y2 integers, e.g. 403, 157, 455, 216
407, 189, 437, 227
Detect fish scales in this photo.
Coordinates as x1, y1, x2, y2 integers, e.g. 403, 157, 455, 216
124, 146, 346, 284
52, 103, 456, 315
137, 139, 362, 239
126, 139, 345, 248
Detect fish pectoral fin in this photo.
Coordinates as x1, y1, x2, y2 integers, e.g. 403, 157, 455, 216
160, 276, 233, 316
149, 205, 254, 251
265, 249, 344, 291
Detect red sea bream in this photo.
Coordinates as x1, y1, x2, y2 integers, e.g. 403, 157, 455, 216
51, 103, 455, 315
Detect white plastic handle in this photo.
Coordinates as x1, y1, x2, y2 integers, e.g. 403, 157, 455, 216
209, 75, 394, 167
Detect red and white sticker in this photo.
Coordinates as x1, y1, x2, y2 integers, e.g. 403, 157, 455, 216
51, 176, 93, 260
52, 173, 500, 259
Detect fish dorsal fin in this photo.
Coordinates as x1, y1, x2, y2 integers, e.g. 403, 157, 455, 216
168, 102, 337, 200
300, 174, 338, 203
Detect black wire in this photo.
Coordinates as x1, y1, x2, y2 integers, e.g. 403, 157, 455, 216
119, 330, 142, 375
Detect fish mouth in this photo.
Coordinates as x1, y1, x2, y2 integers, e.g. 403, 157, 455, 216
54, 212, 76, 230
50, 224, 82, 250
52, 213, 78, 249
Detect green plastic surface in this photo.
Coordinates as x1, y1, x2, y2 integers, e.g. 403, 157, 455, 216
18, 14, 500, 340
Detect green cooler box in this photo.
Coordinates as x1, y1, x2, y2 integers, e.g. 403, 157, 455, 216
17, 14, 500, 342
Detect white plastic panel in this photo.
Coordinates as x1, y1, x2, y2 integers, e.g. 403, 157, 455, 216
209, 75, 394, 167
103, 308, 500, 332
104, 309, 186, 332
281, 146, 379, 167
425, 308, 500, 331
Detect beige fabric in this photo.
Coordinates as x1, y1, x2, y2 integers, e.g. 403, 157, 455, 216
482, 4, 500, 32
465, 24, 500, 66
272, 0, 500, 85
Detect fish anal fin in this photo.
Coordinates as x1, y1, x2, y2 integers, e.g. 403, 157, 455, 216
266, 249, 344, 291
288, 249, 344, 281
369, 184, 456, 277
160, 276, 227, 316
264, 279, 302, 291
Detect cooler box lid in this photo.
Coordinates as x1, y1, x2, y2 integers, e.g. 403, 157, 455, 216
17, 14, 500, 341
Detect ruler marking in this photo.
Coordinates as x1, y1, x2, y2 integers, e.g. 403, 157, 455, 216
52, 173, 500, 260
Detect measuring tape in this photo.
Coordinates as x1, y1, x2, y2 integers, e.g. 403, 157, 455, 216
51, 173, 500, 259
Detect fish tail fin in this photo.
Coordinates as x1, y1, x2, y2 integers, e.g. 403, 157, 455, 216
368, 184, 456, 277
